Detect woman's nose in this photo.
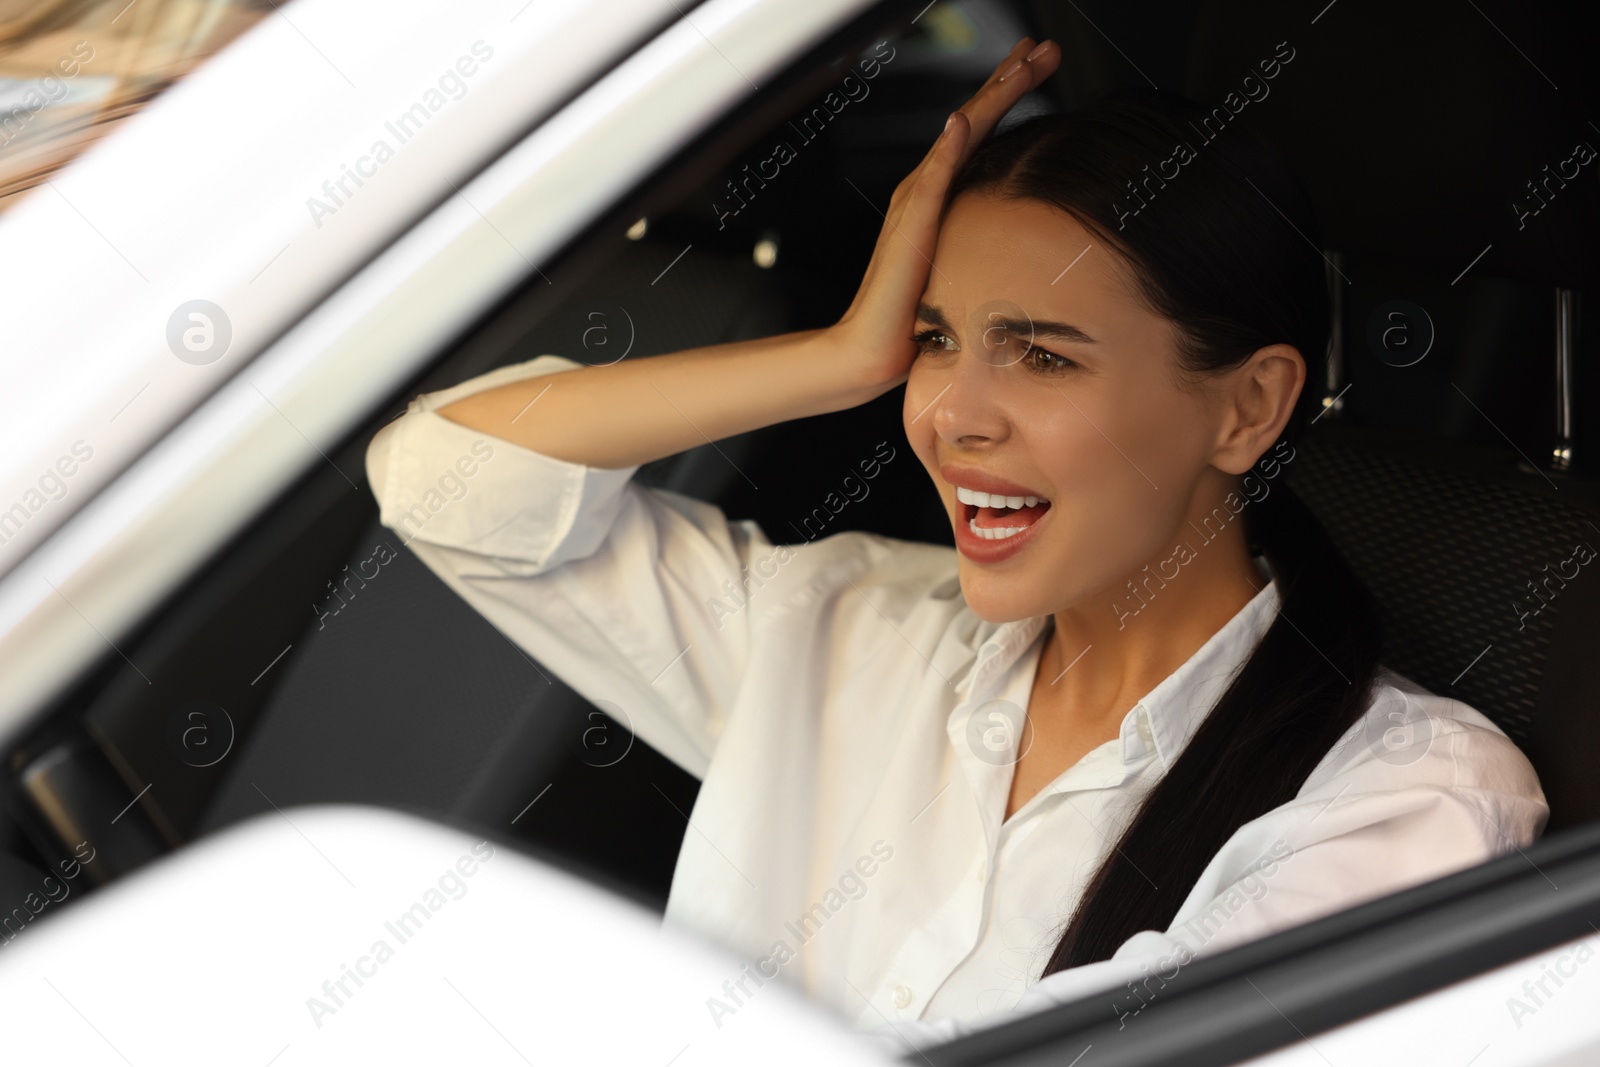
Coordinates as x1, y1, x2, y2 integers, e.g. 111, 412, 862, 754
930, 352, 1009, 446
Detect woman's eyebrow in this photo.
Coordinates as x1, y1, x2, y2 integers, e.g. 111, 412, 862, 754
916, 302, 1099, 345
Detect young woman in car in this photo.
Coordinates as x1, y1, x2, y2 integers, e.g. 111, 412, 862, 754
364, 36, 1546, 1050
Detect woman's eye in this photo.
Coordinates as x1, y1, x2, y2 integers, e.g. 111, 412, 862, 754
911, 328, 956, 354
911, 329, 1078, 374
1023, 343, 1078, 374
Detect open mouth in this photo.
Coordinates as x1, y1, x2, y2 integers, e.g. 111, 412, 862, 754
955, 486, 1053, 541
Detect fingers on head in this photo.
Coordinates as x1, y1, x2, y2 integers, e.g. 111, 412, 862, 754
905, 113, 963, 187
989, 37, 1055, 91
988, 38, 1035, 78
1003, 36, 1036, 63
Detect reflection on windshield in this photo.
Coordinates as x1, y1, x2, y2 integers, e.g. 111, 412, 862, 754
0, 0, 270, 214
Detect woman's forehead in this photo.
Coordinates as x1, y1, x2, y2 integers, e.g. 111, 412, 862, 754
935, 193, 1144, 311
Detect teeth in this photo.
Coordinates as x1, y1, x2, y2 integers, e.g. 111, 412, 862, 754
969, 518, 1027, 540
955, 486, 1044, 509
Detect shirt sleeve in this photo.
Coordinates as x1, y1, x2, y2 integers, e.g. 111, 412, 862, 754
867, 678, 1550, 1054
364, 353, 783, 779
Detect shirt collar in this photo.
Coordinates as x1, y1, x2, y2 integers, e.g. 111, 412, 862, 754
958, 614, 1050, 696
1125, 574, 1281, 771
950, 559, 1282, 774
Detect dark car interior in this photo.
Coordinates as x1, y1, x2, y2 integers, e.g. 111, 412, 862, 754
3, 0, 1598, 1062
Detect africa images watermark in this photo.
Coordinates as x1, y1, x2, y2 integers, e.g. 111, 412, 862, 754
0, 39, 95, 150
0, 439, 94, 555
306, 40, 495, 228
1505, 933, 1599, 1030
2, 839, 98, 949
385, 438, 497, 548
313, 540, 404, 630
1111, 837, 1295, 1029
1512, 537, 1594, 632
1111, 437, 1295, 629
705, 840, 895, 1028
1511, 135, 1595, 231
305, 840, 497, 1028
712, 39, 897, 230
703, 440, 899, 631
1113, 40, 1297, 231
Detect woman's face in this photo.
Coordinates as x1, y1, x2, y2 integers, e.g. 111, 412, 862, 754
904, 190, 1253, 624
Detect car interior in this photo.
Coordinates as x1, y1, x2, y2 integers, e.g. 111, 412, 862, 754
3, 0, 1597, 1061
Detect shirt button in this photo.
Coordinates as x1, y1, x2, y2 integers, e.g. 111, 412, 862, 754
1137, 716, 1153, 741
892, 984, 913, 1009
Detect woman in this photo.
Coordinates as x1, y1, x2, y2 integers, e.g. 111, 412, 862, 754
364, 36, 1545, 1051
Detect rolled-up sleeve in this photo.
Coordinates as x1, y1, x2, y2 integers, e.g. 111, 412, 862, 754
364, 353, 773, 778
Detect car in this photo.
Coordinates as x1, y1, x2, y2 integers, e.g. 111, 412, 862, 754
0, 0, 1597, 1063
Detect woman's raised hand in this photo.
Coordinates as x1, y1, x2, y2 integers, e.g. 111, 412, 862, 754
825, 36, 1060, 395
433, 39, 1058, 472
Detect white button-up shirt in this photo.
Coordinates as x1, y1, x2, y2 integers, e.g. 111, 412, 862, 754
364, 354, 1548, 1051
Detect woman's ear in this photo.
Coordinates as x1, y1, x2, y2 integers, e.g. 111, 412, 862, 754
1211, 343, 1304, 475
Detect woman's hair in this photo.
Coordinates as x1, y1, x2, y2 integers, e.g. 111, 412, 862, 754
946, 89, 1385, 976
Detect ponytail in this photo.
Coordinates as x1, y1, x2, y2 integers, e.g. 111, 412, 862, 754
1039, 471, 1383, 972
